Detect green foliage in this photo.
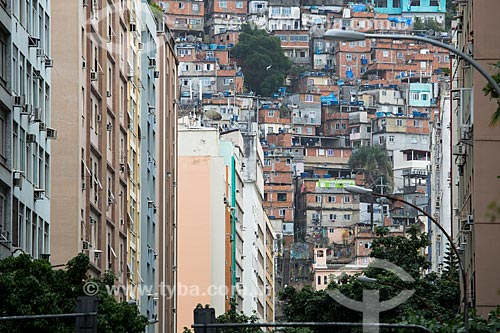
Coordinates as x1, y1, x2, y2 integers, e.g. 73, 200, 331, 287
483, 61, 500, 126
0, 253, 147, 333
279, 226, 467, 331
216, 301, 261, 333
348, 145, 393, 192
231, 24, 292, 96
412, 17, 445, 32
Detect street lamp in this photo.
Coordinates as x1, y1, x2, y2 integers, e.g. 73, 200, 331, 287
323, 29, 500, 112
345, 185, 469, 332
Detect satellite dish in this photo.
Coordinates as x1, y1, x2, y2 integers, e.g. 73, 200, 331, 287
205, 110, 222, 120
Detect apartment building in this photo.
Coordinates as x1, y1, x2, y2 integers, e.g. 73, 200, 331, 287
51, 2, 178, 332
177, 127, 228, 331
262, 133, 296, 228
371, 115, 430, 194
0, 0, 10, 259
258, 100, 292, 139
155, 13, 178, 333
451, 0, 500, 317
272, 30, 310, 65
156, 0, 205, 39
127, 0, 144, 301
371, 0, 446, 24
267, 0, 301, 32
4, 0, 53, 260
139, 2, 159, 328
429, 89, 450, 273
205, 0, 247, 37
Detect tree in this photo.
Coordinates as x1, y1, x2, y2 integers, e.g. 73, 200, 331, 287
231, 24, 292, 96
279, 225, 471, 332
412, 17, 445, 33
0, 253, 148, 333
483, 60, 500, 126
348, 145, 393, 193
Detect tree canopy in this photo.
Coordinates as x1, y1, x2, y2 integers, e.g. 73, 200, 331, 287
0, 253, 148, 333
231, 24, 292, 96
278, 225, 500, 332
348, 145, 393, 193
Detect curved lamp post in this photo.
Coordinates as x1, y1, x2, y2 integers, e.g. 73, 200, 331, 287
345, 185, 468, 332
323, 29, 500, 118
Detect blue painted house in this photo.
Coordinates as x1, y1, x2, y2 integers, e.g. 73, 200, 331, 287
372, 0, 446, 24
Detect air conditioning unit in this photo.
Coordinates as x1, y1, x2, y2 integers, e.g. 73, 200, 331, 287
138, 42, 144, 51
46, 128, 58, 139
148, 58, 157, 68
32, 107, 42, 122
235, 276, 241, 283
13, 170, 23, 188
154, 71, 160, 78
13, 95, 25, 107
82, 240, 91, 250
34, 188, 45, 200
82, 181, 87, 190
90, 70, 98, 81
39, 122, 47, 131
28, 35, 40, 48
36, 48, 45, 57
45, 58, 54, 68
130, 23, 137, 32
26, 134, 37, 143
466, 215, 473, 225
453, 145, 465, 156
106, 123, 112, 131
83, 0, 88, 6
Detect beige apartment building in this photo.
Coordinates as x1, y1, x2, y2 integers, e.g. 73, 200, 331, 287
51, 0, 177, 332
452, 0, 500, 317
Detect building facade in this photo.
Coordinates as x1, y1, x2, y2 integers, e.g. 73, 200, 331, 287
452, 0, 500, 317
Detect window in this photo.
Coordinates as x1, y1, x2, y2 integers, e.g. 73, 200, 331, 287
329, 214, 336, 220
178, 2, 184, 8
264, 159, 271, 166
389, 135, 395, 143
316, 195, 322, 203
306, 127, 313, 135
192, 3, 199, 11
396, 119, 403, 126
342, 19, 350, 28
277, 193, 287, 201
267, 127, 273, 134
411, 136, 417, 144
393, 0, 401, 8
0, 29, 7, 85
305, 94, 313, 102
268, 110, 274, 117
317, 276, 321, 285
324, 276, 328, 284
344, 214, 351, 220
383, 50, 389, 57
327, 149, 334, 156
219, 0, 227, 8
295, 127, 302, 134
346, 53, 352, 61
411, 92, 420, 100
344, 196, 350, 203
282, 7, 291, 15
0, 108, 7, 164
328, 196, 336, 203
223, 78, 233, 85
286, 158, 291, 165
279, 209, 285, 217
236, 1, 243, 8
379, 136, 385, 144
397, 52, 403, 59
